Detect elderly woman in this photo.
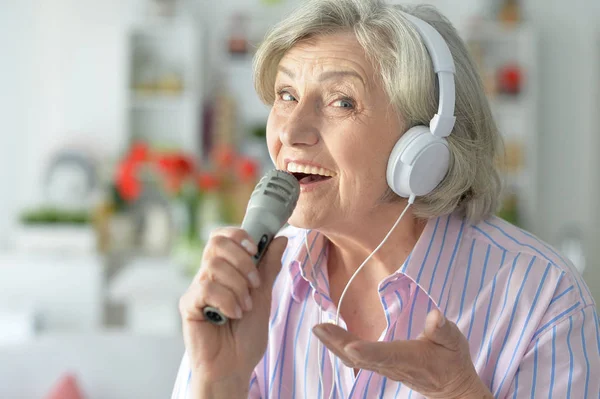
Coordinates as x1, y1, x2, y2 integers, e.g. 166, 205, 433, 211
172, 0, 599, 398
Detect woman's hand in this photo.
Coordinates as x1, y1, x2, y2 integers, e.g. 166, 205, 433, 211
312, 309, 493, 399
178, 227, 287, 389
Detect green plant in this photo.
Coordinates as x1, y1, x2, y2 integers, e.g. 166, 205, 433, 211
20, 207, 91, 225
250, 124, 266, 139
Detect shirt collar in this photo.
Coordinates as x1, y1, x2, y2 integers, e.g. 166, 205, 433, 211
286, 212, 467, 308
287, 229, 328, 302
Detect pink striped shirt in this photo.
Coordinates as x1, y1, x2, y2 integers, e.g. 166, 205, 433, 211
172, 212, 600, 398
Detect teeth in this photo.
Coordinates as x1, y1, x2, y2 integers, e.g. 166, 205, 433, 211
287, 162, 335, 177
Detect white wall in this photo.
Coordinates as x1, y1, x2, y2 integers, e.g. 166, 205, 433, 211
591, 25, 600, 308
25, 0, 128, 204
0, 2, 39, 247
0, 0, 129, 247
523, 0, 600, 304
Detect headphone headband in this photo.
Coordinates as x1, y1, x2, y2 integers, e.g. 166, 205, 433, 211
400, 12, 456, 138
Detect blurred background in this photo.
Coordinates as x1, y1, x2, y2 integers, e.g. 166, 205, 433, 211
0, 0, 598, 398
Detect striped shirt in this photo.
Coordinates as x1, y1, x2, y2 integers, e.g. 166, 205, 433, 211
172, 212, 600, 398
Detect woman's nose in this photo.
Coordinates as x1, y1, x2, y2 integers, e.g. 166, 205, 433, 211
279, 106, 320, 148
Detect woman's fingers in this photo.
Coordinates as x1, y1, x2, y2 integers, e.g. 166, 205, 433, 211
182, 227, 289, 326
183, 227, 264, 322
199, 257, 253, 312
202, 227, 261, 289
179, 279, 243, 322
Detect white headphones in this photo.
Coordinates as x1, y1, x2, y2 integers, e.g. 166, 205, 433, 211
386, 12, 456, 199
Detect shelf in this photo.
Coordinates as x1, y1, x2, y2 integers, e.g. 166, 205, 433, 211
128, 15, 196, 36
128, 93, 195, 109
124, 15, 203, 158
503, 170, 531, 187
463, 20, 533, 42
489, 95, 525, 112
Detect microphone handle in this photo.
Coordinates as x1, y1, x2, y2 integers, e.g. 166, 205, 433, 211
202, 222, 275, 326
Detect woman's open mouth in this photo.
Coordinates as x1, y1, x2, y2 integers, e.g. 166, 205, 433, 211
291, 172, 332, 185
286, 161, 335, 188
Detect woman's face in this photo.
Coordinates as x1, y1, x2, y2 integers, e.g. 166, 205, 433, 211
266, 31, 404, 230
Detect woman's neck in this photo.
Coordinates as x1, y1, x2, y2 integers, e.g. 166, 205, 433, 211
322, 200, 426, 281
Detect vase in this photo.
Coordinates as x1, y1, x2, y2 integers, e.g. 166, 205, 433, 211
170, 195, 204, 276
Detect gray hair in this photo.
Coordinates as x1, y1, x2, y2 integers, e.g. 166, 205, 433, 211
253, 0, 502, 223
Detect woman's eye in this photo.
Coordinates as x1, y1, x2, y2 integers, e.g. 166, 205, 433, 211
279, 91, 296, 102
333, 98, 355, 109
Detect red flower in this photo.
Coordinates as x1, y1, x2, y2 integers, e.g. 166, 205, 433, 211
157, 154, 176, 173
172, 154, 195, 176
197, 172, 220, 191
128, 141, 150, 163
157, 153, 195, 176
497, 64, 522, 95
236, 157, 259, 183
155, 153, 197, 194
116, 160, 141, 201
212, 145, 236, 170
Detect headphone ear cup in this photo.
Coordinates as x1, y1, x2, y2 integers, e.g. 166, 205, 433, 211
387, 126, 450, 198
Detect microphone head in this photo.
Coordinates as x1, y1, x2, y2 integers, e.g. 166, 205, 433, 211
241, 169, 300, 244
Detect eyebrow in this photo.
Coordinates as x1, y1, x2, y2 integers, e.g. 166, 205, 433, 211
277, 66, 366, 86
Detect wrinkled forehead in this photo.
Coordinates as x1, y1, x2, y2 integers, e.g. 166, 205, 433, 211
276, 32, 376, 88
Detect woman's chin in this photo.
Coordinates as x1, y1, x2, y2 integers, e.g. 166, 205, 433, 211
286, 216, 314, 230
287, 212, 324, 230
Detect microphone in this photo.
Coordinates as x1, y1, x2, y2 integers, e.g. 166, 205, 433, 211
202, 169, 300, 325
